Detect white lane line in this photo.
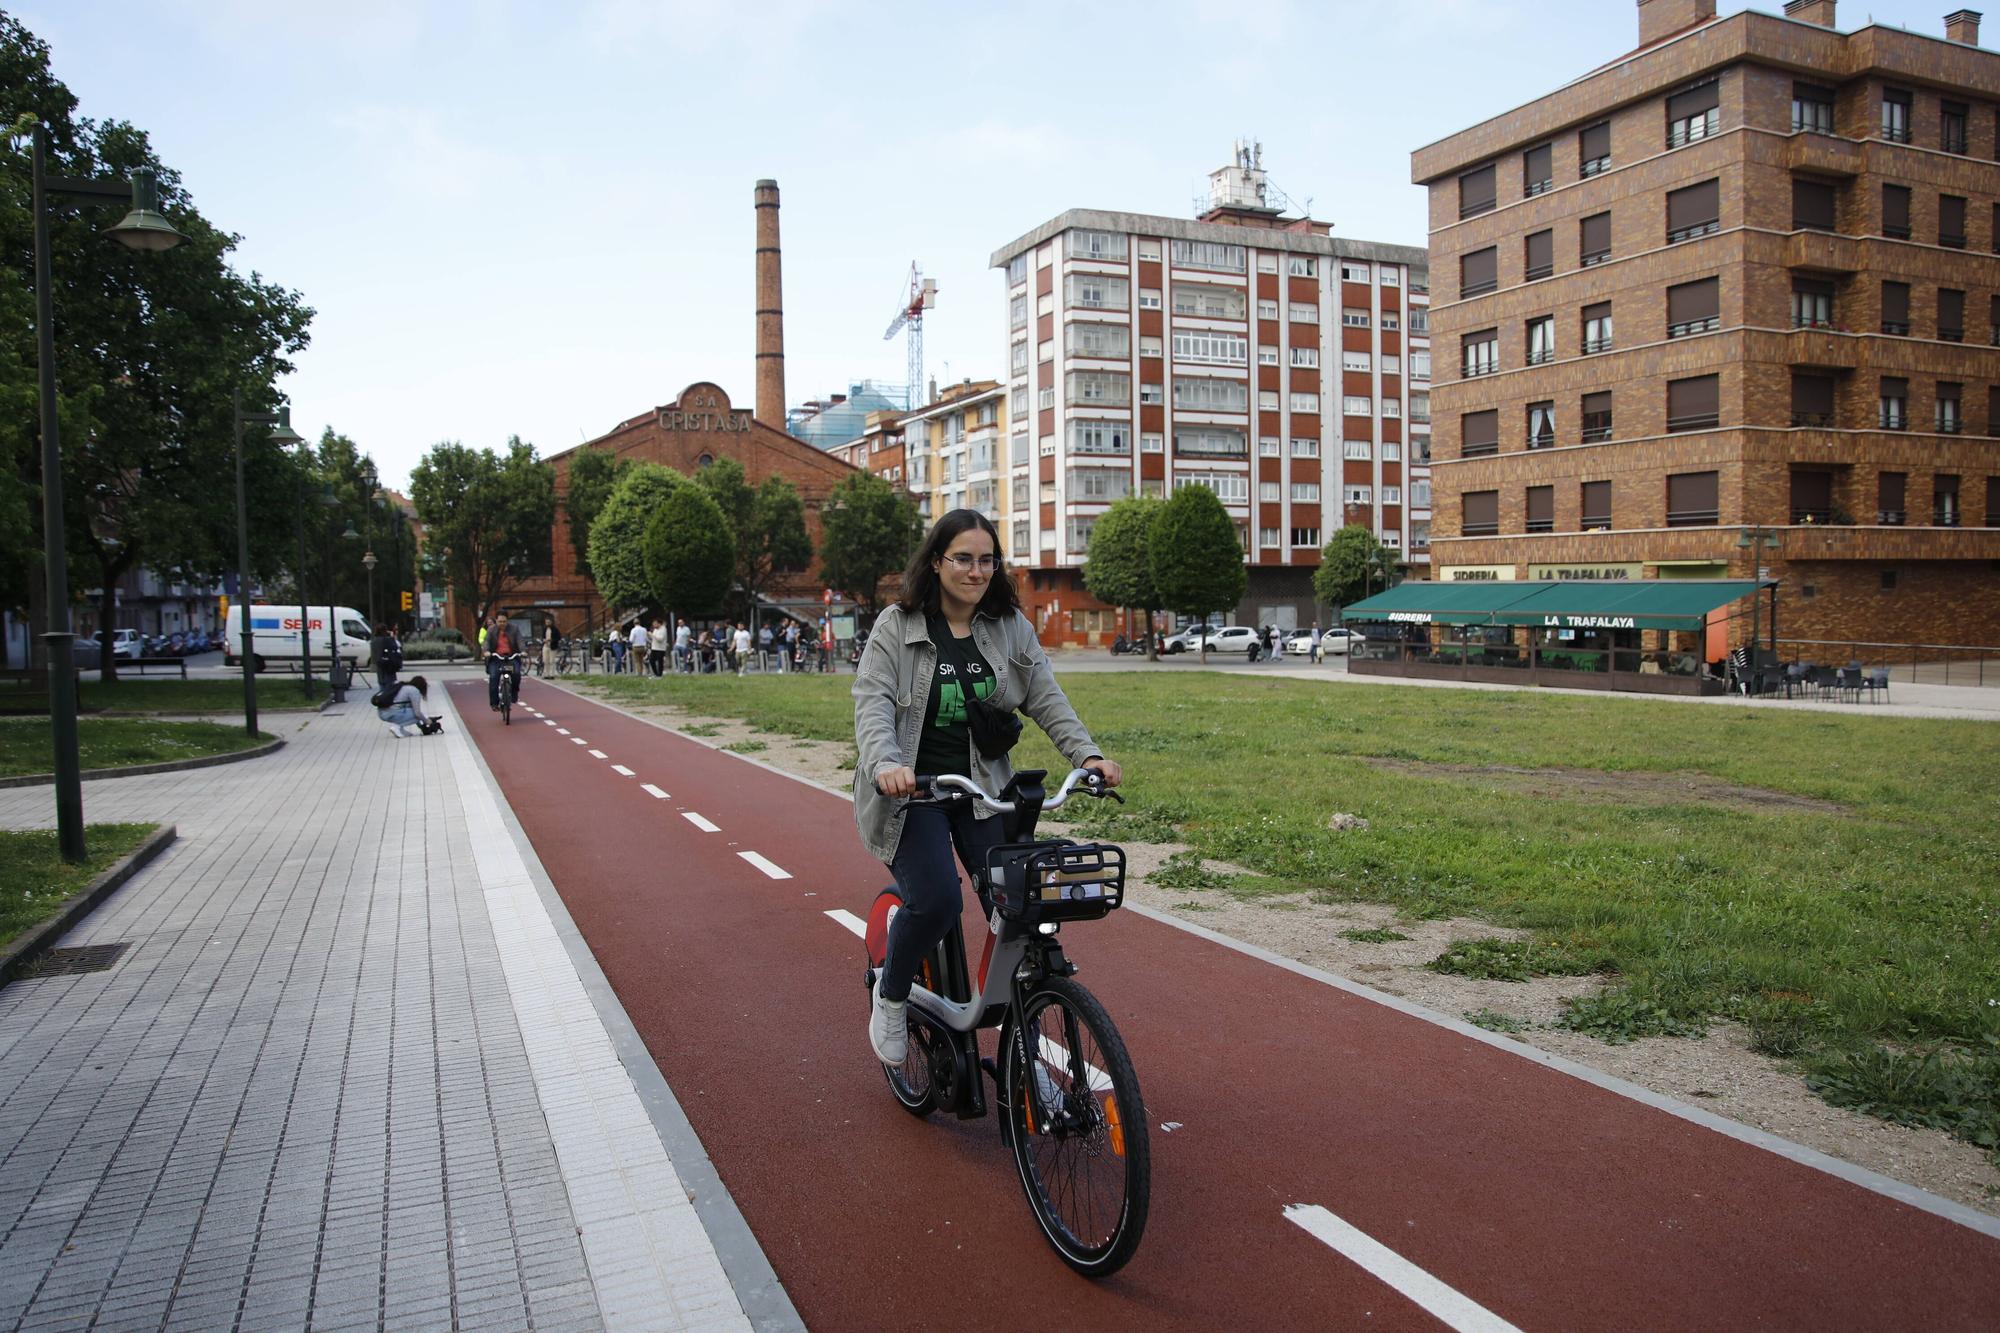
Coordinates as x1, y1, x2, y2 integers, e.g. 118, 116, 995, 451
543, 719, 556, 726
826, 909, 866, 938
737, 851, 792, 880
557, 728, 571, 735
611, 765, 635, 777
570, 737, 588, 746
681, 812, 720, 833
641, 784, 670, 800
1283, 1205, 1520, 1333
588, 749, 608, 759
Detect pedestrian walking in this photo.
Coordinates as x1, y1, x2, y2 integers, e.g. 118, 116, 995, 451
733, 622, 752, 675
783, 620, 800, 671
648, 618, 668, 677
628, 619, 649, 676
540, 618, 559, 677
674, 619, 692, 673
1309, 622, 1323, 665
369, 622, 402, 693
1269, 624, 1283, 664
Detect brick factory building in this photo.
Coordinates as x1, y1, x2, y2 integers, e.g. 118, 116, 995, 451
989, 145, 1429, 646
1413, 0, 2000, 656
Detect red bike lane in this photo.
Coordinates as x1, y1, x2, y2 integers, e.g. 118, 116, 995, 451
452, 679, 2000, 1331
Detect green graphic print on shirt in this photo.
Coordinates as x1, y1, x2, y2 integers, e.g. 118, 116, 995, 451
914, 637, 996, 776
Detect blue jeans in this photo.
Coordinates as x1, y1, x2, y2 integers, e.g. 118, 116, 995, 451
488, 656, 520, 706
879, 801, 1006, 1003
379, 703, 419, 729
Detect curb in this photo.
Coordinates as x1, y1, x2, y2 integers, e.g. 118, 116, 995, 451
0, 823, 177, 989
0, 736, 285, 789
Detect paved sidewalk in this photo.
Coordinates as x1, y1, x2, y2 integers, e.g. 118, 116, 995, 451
0, 692, 766, 1330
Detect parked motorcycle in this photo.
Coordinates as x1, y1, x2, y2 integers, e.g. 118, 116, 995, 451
1109, 635, 1145, 656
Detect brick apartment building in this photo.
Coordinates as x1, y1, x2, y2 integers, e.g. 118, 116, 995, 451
988, 146, 1429, 646
825, 379, 1007, 531
1413, 0, 2000, 651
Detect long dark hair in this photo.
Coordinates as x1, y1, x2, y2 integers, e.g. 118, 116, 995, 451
406, 675, 429, 696
898, 508, 1020, 619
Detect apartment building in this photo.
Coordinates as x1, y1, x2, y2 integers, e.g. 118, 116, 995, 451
824, 380, 1008, 527
1413, 0, 2000, 649
990, 148, 1429, 645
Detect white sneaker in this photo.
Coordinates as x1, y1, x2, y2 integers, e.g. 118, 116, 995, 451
868, 977, 907, 1066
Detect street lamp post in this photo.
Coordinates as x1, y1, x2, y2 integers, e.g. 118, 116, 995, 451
27, 122, 184, 862
1736, 525, 1782, 692
231, 392, 304, 738
295, 440, 313, 695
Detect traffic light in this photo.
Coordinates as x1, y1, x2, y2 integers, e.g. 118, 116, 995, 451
400, 591, 414, 612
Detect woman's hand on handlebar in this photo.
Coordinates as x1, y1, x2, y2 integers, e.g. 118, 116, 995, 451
875, 765, 919, 799
1083, 757, 1122, 789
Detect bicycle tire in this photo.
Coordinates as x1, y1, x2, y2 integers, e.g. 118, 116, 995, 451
1003, 977, 1149, 1278
501, 675, 513, 725
883, 1010, 939, 1117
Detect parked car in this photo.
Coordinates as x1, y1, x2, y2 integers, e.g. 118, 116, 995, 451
88, 629, 141, 659
1283, 627, 1365, 657
1161, 624, 1219, 654
1202, 626, 1261, 654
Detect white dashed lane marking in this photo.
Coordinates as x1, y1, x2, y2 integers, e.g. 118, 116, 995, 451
588, 749, 608, 759
557, 728, 571, 735
611, 765, 635, 777
1283, 1205, 1520, 1333
571, 738, 587, 746
826, 909, 866, 938
682, 813, 720, 833
737, 851, 792, 880
543, 720, 556, 727
641, 785, 670, 800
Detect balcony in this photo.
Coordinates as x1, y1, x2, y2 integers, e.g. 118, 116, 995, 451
1785, 230, 1861, 274
1580, 155, 1611, 178
1580, 423, 1614, 443
1791, 411, 1836, 427
1668, 316, 1721, 339
1785, 136, 1865, 177
1667, 220, 1721, 245
1791, 507, 1834, 524
1583, 335, 1614, 354
1877, 510, 1906, 526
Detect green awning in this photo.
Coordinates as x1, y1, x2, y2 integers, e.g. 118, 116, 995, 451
1343, 580, 1766, 632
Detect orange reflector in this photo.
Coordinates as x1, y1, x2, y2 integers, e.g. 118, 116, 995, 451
1023, 1078, 1037, 1135
1102, 1093, 1126, 1157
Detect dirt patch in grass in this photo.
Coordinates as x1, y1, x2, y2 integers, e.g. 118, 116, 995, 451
1360, 756, 1849, 816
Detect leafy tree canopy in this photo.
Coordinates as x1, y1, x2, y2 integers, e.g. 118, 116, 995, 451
643, 484, 735, 618
1149, 485, 1245, 659
817, 471, 920, 622
1313, 524, 1392, 610
693, 457, 812, 621
408, 436, 555, 626
562, 447, 629, 583
1082, 495, 1163, 610
585, 461, 687, 615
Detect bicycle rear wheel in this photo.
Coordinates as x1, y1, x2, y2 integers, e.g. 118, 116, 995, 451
1003, 977, 1149, 1277
501, 675, 513, 724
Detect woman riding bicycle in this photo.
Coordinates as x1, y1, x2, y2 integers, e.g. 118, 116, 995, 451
853, 507, 1121, 1067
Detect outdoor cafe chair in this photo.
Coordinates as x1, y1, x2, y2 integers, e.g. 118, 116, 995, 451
1864, 667, 1890, 703
1836, 665, 1863, 702
1810, 665, 1839, 699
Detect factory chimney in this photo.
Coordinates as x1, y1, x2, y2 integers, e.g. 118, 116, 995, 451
754, 180, 785, 425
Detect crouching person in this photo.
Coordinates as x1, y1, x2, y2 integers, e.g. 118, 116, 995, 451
377, 674, 440, 737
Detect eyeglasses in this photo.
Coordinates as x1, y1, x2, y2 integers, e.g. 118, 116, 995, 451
940, 553, 1000, 572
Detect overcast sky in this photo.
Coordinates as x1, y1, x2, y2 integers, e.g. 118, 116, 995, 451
21, 1, 1966, 488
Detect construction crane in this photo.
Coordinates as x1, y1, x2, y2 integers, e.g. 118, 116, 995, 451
883, 263, 937, 409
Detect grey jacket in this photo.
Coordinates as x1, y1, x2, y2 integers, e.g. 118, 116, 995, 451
852, 604, 1101, 863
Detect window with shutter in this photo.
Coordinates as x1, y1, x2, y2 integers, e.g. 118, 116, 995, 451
1527, 401, 1556, 449
1992, 386, 2000, 432
1526, 485, 1554, 532
1987, 477, 1999, 528
1525, 316, 1555, 365
1878, 376, 1909, 430
1792, 83, 1836, 134
1581, 391, 1613, 442
1991, 294, 2000, 346
1461, 490, 1499, 536
1525, 230, 1553, 280
1582, 302, 1613, 353
1461, 247, 1498, 297
1878, 472, 1907, 525
1524, 144, 1553, 197
1790, 471, 1833, 523
1791, 278, 1834, 329
1667, 277, 1720, 337
1666, 180, 1720, 242
1459, 164, 1496, 218
1667, 80, 1720, 147
1792, 178, 1837, 231
1580, 480, 1612, 529
1579, 123, 1611, 176
1667, 375, 1719, 432
1462, 329, 1498, 378
1938, 288, 1965, 342
1881, 281, 1910, 334
1939, 195, 1968, 248
1881, 87, 1912, 142
1943, 101, 1970, 154
1938, 381, 1963, 433
1580, 212, 1612, 265
1790, 374, 1836, 427
1882, 184, 1911, 238
1935, 473, 1961, 526
1667, 471, 1719, 526
1461, 410, 1500, 457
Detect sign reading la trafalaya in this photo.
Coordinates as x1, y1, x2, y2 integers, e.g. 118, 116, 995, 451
1529, 563, 1644, 582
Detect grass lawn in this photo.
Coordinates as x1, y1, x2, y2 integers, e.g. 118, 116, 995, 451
572, 670, 2000, 1159
0, 823, 156, 951
0, 717, 270, 778
0, 677, 329, 715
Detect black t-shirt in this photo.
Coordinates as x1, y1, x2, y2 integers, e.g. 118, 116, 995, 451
913, 630, 996, 777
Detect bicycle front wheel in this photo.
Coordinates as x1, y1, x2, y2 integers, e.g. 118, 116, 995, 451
1004, 977, 1149, 1278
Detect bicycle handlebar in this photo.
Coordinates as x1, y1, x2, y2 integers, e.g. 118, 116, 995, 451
913, 768, 1112, 812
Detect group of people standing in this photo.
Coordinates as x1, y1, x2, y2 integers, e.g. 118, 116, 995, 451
600, 617, 834, 676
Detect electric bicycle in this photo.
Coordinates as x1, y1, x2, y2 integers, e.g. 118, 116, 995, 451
863, 767, 1149, 1277
491, 652, 522, 724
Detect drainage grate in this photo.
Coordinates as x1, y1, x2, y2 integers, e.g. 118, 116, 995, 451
32, 943, 132, 976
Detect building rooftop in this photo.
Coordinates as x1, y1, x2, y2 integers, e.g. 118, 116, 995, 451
988, 207, 1427, 271
787, 381, 908, 449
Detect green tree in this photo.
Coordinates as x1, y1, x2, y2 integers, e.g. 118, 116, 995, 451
643, 485, 735, 618
585, 461, 687, 615
408, 436, 555, 626
818, 472, 920, 624
1313, 524, 1392, 612
1081, 495, 1165, 659
562, 446, 629, 582
0, 18, 314, 677
694, 457, 812, 621
1149, 484, 1246, 664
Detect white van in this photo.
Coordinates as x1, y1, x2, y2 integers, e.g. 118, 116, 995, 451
225, 605, 372, 671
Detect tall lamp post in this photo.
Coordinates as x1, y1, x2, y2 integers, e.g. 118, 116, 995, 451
27, 122, 184, 862
231, 393, 304, 738
1737, 525, 1781, 692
